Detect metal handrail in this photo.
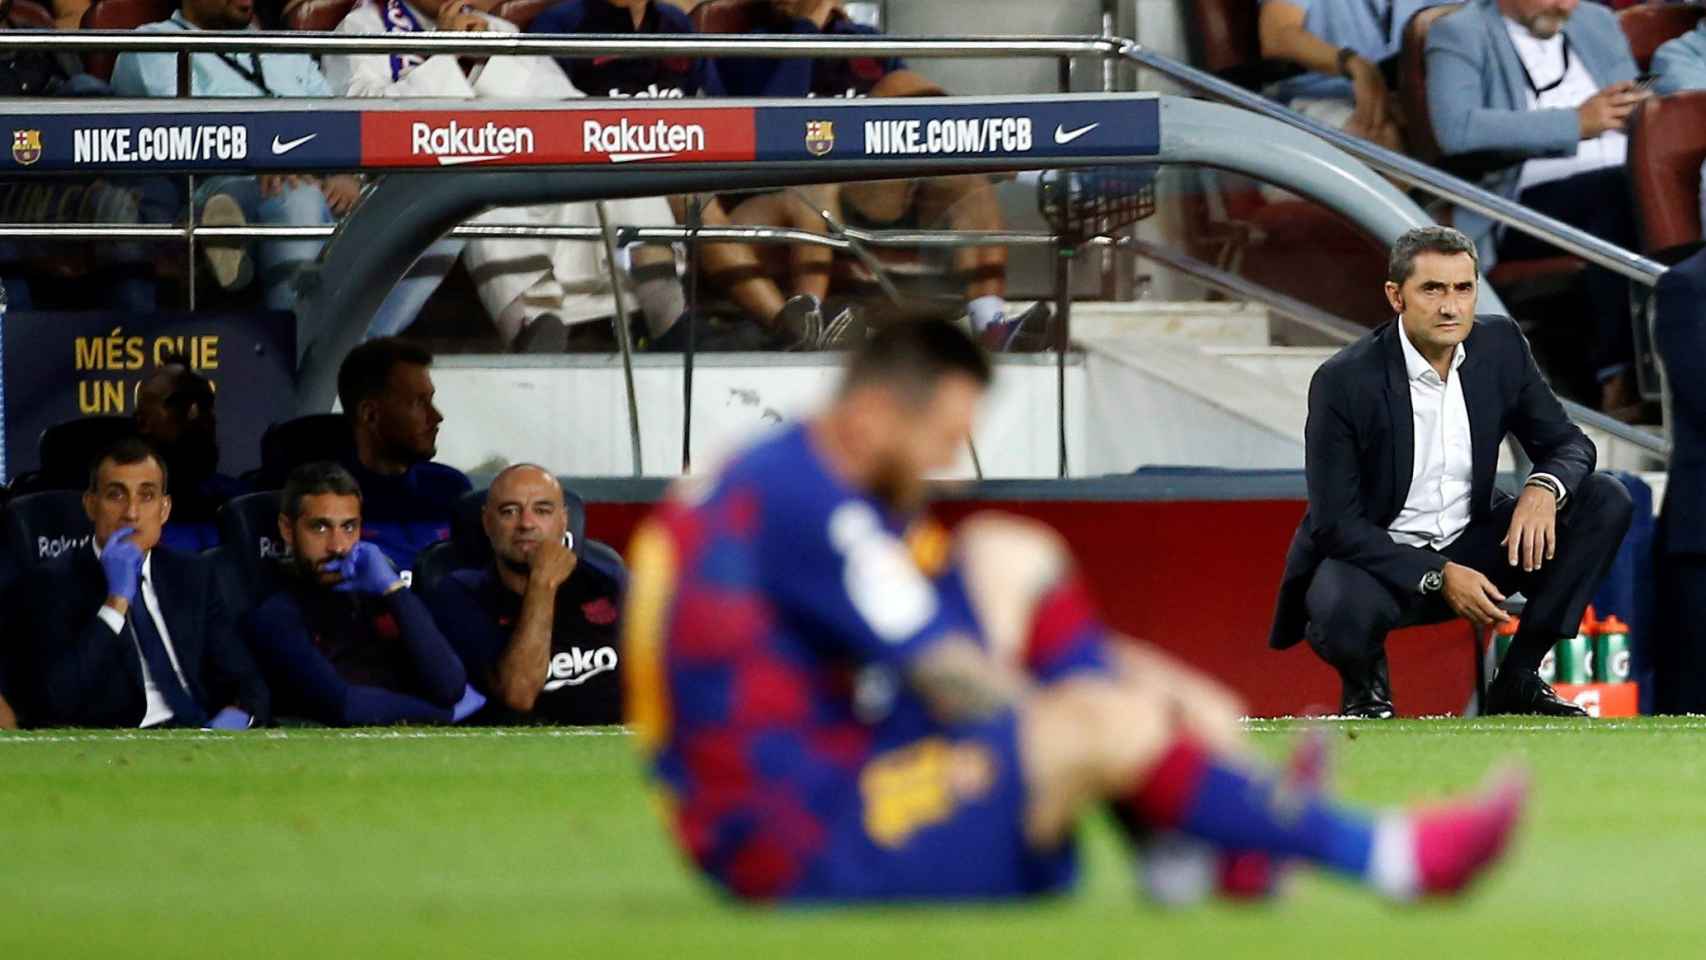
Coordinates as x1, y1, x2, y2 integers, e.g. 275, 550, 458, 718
0, 30, 1660, 285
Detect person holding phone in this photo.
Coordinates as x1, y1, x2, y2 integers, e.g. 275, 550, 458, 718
426, 465, 624, 725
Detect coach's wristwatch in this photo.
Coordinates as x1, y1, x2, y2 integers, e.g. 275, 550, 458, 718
1418, 569, 1445, 595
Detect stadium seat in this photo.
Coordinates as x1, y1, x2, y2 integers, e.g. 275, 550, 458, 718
25, 416, 137, 493
1629, 91, 1706, 255
217, 490, 289, 607
7, 0, 55, 29
203, 544, 257, 622
80, 0, 175, 82
1181, 0, 1303, 90
1619, 2, 1706, 74
491, 0, 550, 30
281, 0, 355, 32
579, 538, 627, 595
410, 539, 460, 594
256, 414, 353, 490
1, 489, 93, 574
1398, 3, 1464, 165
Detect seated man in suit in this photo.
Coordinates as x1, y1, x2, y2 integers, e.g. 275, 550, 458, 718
12, 436, 269, 728
1425, 0, 1648, 414
1270, 226, 1633, 718
426, 464, 622, 725
243, 462, 479, 726
135, 354, 245, 553
337, 337, 473, 571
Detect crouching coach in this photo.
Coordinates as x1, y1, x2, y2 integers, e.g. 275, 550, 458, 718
1269, 226, 1632, 718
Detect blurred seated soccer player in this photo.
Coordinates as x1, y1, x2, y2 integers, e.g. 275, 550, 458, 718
426, 465, 622, 725
135, 354, 245, 553
243, 462, 481, 726
110, 0, 430, 318
712, 0, 1048, 351
336, 337, 473, 570
526, 0, 767, 352
11, 436, 269, 729
625, 321, 1525, 904
1258, 0, 1453, 152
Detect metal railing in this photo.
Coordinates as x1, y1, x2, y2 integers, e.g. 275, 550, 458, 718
0, 29, 1674, 464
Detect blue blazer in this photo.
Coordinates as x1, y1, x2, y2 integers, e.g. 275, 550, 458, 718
12, 546, 271, 727
1425, 0, 1637, 266
1653, 22, 1706, 96
1268, 316, 1596, 649
1655, 249, 1706, 555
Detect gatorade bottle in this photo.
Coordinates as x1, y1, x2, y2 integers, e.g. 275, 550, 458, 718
1556, 606, 1597, 686
1494, 617, 1521, 668
1596, 615, 1633, 684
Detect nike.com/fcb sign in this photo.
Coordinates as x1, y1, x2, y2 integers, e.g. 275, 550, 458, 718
0, 95, 1160, 174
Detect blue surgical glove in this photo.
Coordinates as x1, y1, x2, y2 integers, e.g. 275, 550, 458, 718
329, 541, 404, 596
99, 527, 143, 605
451, 685, 487, 723
204, 707, 253, 731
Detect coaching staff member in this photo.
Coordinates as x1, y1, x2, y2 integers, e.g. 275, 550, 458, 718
1269, 226, 1632, 718
13, 436, 268, 728
426, 464, 622, 725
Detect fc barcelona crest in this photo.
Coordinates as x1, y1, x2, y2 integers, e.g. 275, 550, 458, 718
12, 129, 41, 166
805, 120, 835, 157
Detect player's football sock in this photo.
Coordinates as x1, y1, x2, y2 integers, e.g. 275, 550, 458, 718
1023, 575, 1115, 684
1216, 728, 1333, 900
966, 294, 1006, 332
1129, 737, 1526, 900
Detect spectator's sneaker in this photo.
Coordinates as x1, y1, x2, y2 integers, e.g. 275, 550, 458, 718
774, 294, 825, 351
512, 313, 569, 354
977, 301, 1054, 352
199, 192, 252, 291
817, 305, 865, 350
1008, 301, 1057, 352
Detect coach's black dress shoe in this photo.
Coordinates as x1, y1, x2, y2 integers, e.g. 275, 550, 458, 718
1339, 657, 1396, 719
1483, 668, 1589, 717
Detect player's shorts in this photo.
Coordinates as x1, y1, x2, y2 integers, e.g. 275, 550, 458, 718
785, 711, 1078, 902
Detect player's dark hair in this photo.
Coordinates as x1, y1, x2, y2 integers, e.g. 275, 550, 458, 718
841, 321, 992, 402
280, 460, 362, 519
336, 337, 434, 419
1389, 225, 1479, 286
88, 434, 169, 495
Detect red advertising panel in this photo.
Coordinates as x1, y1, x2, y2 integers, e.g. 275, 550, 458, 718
359, 107, 758, 168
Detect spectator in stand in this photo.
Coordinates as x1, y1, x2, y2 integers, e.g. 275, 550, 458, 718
526, 0, 764, 351
336, 337, 472, 570
110, 0, 439, 324
426, 465, 622, 725
1426, 0, 1647, 417
243, 462, 480, 725
712, 0, 1049, 351
10, 437, 269, 728
135, 355, 245, 552
50, 0, 86, 29
1259, 0, 1455, 151
324, 0, 713, 351
1653, 15, 1706, 95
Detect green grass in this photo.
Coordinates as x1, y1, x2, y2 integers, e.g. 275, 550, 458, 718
2, 719, 1702, 959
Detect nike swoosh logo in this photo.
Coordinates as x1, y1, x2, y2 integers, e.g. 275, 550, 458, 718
609, 151, 680, 163
1053, 122, 1099, 145
270, 133, 317, 155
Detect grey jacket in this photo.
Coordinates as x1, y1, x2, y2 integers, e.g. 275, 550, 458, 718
1425, 0, 1637, 266
1653, 22, 1706, 96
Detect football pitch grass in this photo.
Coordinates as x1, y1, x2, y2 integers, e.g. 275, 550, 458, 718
2, 718, 1701, 959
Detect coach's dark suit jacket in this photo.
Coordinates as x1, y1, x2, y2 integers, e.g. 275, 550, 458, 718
12, 545, 270, 727
1267, 315, 1596, 650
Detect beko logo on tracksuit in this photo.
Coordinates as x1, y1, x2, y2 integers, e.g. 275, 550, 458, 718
542, 647, 618, 691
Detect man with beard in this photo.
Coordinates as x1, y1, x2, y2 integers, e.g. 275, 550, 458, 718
336, 338, 473, 570
623, 320, 1526, 904
243, 461, 480, 726
134, 355, 244, 552
426, 465, 623, 724
1425, 0, 1647, 416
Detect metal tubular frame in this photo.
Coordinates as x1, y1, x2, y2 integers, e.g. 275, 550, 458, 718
0, 30, 1673, 467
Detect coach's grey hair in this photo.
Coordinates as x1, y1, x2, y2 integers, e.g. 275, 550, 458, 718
1387, 226, 1480, 286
